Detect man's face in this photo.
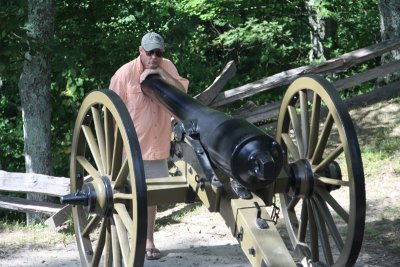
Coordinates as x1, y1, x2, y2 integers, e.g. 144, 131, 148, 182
139, 46, 163, 69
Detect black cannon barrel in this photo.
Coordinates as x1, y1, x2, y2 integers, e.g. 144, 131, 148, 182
141, 75, 283, 190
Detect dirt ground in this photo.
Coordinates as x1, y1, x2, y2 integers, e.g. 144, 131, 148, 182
1, 97, 400, 267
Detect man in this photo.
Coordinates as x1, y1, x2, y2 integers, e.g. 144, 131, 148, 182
109, 32, 189, 260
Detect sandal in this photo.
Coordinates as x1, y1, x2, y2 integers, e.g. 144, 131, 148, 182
145, 248, 161, 260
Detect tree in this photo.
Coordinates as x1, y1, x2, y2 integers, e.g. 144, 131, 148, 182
306, 0, 338, 62
18, 0, 55, 224
378, 0, 400, 84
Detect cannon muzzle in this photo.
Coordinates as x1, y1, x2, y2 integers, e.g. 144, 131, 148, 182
142, 75, 283, 190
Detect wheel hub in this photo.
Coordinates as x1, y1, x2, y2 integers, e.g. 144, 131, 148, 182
319, 161, 342, 191
288, 159, 314, 198
61, 176, 114, 217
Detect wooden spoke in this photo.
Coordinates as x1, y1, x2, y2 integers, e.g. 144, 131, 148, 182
91, 218, 107, 267
311, 199, 334, 265
104, 106, 114, 175
281, 133, 300, 160
114, 192, 134, 201
314, 195, 344, 251
114, 203, 134, 236
316, 176, 349, 187
113, 214, 130, 267
299, 90, 310, 157
311, 113, 334, 165
104, 220, 113, 266
308, 92, 321, 158
113, 157, 128, 188
81, 214, 102, 238
297, 200, 308, 242
81, 125, 105, 175
111, 127, 123, 180
287, 197, 300, 211
288, 105, 304, 157
316, 187, 349, 223
83, 174, 93, 182
76, 156, 101, 181
91, 106, 107, 175
313, 144, 344, 173
307, 199, 319, 262
110, 217, 122, 267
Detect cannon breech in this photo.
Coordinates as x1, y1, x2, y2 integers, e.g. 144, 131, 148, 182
141, 75, 283, 190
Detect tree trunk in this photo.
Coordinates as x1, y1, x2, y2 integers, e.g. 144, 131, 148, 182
18, 0, 55, 224
378, 0, 400, 84
306, 0, 337, 62
306, 0, 326, 62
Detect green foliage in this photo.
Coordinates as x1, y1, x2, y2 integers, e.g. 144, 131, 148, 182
0, 1, 27, 172
0, 0, 382, 179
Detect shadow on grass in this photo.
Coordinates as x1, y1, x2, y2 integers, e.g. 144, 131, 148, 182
155, 202, 202, 231
363, 217, 400, 253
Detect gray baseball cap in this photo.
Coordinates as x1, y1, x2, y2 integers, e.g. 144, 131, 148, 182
141, 32, 165, 51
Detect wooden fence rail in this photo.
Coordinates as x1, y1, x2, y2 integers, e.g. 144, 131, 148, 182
209, 38, 400, 108
0, 170, 70, 226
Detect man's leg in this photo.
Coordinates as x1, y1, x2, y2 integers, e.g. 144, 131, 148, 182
146, 205, 157, 249
145, 204, 161, 259
143, 159, 168, 260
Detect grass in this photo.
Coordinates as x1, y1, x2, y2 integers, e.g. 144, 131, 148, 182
0, 219, 75, 249
351, 102, 400, 259
359, 126, 400, 179
364, 218, 400, 253
0, 219, 57, 233
0, 202, 202, 248
155, 202, 202, 231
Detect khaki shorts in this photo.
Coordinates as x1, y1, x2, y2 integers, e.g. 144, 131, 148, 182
143, 159, 168, 179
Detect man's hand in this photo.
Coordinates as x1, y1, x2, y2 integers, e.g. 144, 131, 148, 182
140, 67, 185, 91
140, 68, 164, 83
140, 67, 173, 84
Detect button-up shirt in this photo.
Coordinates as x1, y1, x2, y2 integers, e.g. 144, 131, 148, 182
109, 56, 189, 160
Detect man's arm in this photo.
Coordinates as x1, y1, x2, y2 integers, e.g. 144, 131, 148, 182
140, 67, 187, 92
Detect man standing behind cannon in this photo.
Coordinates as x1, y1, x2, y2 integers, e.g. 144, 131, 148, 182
109, 32, 189, 260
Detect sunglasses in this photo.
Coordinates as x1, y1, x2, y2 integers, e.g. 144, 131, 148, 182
144, 49, 163, 57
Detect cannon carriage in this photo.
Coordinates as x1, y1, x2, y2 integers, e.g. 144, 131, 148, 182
61, 74, 366, 267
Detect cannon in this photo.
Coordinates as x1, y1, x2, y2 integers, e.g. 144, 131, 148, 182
61, 74, 366, 267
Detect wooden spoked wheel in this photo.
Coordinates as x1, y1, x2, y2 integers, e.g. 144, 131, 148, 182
276, 75, 366, 266
68, 90, 147, 267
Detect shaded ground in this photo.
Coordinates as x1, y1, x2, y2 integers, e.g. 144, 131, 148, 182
347, 97, 400, 266
1, 97, 400, 266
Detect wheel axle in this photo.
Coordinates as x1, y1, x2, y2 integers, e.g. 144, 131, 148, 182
61, 176, 114, 217
60, 191, 90, 206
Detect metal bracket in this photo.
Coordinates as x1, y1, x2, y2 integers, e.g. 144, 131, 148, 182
270, 196, 280, 225
173, 119, 199, 141
254, 202, 269, 229
172, 119, 222, 187
183, 135, 222, 189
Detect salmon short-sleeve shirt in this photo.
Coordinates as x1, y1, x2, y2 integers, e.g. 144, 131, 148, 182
109, 57, 189, 160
